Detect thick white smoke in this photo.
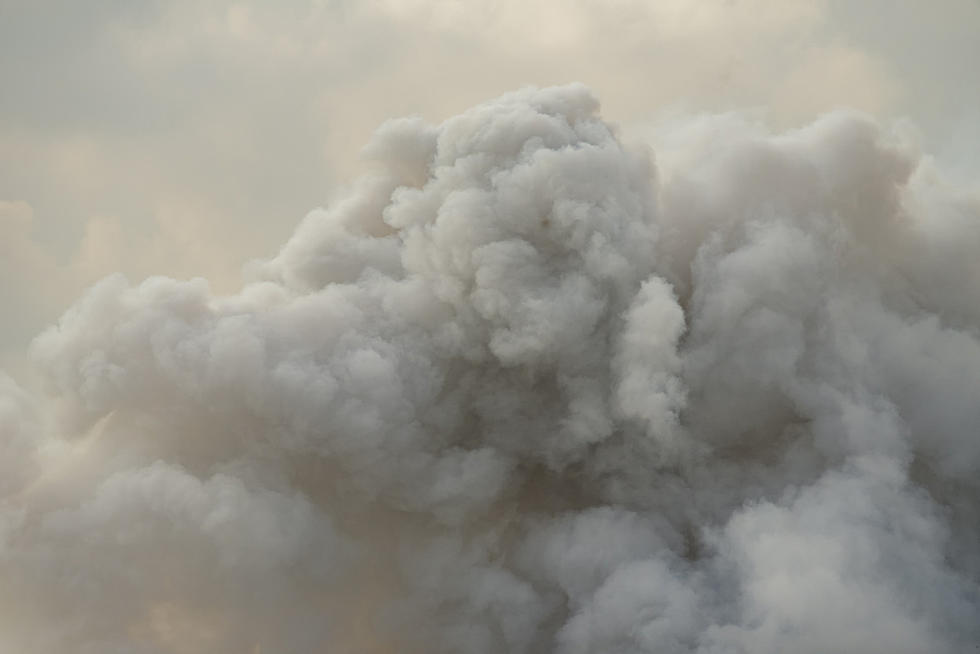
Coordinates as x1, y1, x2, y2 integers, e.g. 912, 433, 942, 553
1, 85, 978, 653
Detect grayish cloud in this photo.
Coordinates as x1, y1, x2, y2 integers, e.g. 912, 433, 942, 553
1, 83, 978, 652
1, 2, 979, 652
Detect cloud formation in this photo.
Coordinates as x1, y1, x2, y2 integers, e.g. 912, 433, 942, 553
1, 84, 978, 652
5, 0, 980, 377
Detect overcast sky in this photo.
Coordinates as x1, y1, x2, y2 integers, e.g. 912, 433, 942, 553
2, 0, 979, 378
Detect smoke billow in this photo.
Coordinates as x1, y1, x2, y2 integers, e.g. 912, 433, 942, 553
1, 84, 978, 653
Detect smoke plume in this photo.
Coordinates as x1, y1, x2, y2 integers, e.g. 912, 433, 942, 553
2, 85, 978, 653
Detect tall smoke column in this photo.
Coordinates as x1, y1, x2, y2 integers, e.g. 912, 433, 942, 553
1, 85, 978, 653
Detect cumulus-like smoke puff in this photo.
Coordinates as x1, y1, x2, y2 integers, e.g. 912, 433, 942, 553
1, 85, 978, 653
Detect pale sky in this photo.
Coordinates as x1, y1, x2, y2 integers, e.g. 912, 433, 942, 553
2, 0, 979, 376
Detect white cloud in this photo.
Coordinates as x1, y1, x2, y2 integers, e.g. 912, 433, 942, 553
1, 3, 978, 651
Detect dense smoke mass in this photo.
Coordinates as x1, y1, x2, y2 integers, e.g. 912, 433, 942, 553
1, 84, 979, 653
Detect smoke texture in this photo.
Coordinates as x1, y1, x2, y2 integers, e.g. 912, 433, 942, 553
2, 85, 979, 653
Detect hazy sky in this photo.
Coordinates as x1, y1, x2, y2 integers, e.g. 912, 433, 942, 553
2, 0, 979, 376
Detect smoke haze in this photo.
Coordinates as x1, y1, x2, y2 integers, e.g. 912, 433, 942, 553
0, 82, 978, 652
4, 0, 980, 378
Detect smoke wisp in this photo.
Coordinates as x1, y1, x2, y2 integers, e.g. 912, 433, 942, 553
2, 85, 979, 653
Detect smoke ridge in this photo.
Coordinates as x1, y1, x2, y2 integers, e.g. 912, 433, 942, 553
1, 84, 979, 653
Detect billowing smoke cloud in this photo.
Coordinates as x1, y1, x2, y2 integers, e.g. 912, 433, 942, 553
1, 85, 978, 653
